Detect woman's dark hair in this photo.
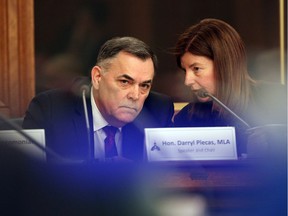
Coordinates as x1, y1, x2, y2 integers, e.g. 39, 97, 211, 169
174, 18, 255, 116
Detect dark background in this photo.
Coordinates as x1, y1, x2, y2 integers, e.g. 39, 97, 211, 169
34, 0, 286, 101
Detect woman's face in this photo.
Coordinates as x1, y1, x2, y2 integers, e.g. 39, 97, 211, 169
180, 52, 216, 102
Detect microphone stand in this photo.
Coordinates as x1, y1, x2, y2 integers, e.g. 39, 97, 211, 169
81, 88, 93, 161
203, 92, 251, 129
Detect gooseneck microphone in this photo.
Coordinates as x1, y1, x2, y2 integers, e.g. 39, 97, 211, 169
71, 77, 94, 161
197, 89, 251, 129
81, 86, 93, 161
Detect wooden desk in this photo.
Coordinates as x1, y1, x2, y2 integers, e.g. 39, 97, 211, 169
155, 166, 256, 188
143, 160, 286, 216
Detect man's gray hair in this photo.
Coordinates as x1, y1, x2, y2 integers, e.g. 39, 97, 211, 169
96, 36, 157, 70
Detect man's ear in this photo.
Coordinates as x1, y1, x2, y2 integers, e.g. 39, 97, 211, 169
91, 66, 102, 89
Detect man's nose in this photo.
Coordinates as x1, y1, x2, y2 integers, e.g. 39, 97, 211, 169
128, 85, 140, 100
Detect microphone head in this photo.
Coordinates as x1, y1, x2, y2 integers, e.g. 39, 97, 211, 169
80, 85, 91, 96
197, 89, 209, 98
70, 77, 91, 96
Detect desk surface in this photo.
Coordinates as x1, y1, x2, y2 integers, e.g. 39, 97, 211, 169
155, 167, 257, 189
143, 163, 285, 216
142, 160, 264, 189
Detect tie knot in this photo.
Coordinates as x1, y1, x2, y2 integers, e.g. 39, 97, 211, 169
103, 126, 118, 138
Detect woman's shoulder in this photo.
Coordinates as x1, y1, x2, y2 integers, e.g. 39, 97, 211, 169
252, 80, 286, 95
173, 102, 214, 126
173, 103, 193, 126
250, 80, 286, 125
251, 81, 286, 107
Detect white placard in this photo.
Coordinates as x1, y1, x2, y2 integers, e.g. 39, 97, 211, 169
145, 127, 237, 161
0, 129, 46, 161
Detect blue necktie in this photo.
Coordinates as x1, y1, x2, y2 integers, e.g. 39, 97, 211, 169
103, 126, 118, 158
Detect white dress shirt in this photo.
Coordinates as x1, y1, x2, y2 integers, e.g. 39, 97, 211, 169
90, 88, 122, 161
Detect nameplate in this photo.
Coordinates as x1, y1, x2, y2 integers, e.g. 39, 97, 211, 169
145, 127, 237, 161
0, 129, 46, 161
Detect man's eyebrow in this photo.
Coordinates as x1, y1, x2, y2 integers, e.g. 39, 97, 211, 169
117, 74, 134, 81
117, 74, 152, 84
141, 80, 153, 84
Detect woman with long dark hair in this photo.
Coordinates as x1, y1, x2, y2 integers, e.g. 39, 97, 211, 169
173, 18, 286, 155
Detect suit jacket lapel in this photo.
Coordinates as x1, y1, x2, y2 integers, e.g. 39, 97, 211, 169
73, 92, 95, 160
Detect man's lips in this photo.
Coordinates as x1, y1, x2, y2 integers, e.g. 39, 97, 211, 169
119, 106, 138, 112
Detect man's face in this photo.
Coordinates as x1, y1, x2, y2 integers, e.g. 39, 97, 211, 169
92, 51, 154, 127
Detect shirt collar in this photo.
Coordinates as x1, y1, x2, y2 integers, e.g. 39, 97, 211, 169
90, 88, 122, 132
91, 88, 109, 131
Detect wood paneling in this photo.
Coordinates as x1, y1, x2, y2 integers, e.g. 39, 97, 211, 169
0, 0, 35, 118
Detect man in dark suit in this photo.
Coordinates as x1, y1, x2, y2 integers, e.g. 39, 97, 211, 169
23, 37, 174, 163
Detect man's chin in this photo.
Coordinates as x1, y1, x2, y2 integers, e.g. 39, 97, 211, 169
116, 114, 138, 125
